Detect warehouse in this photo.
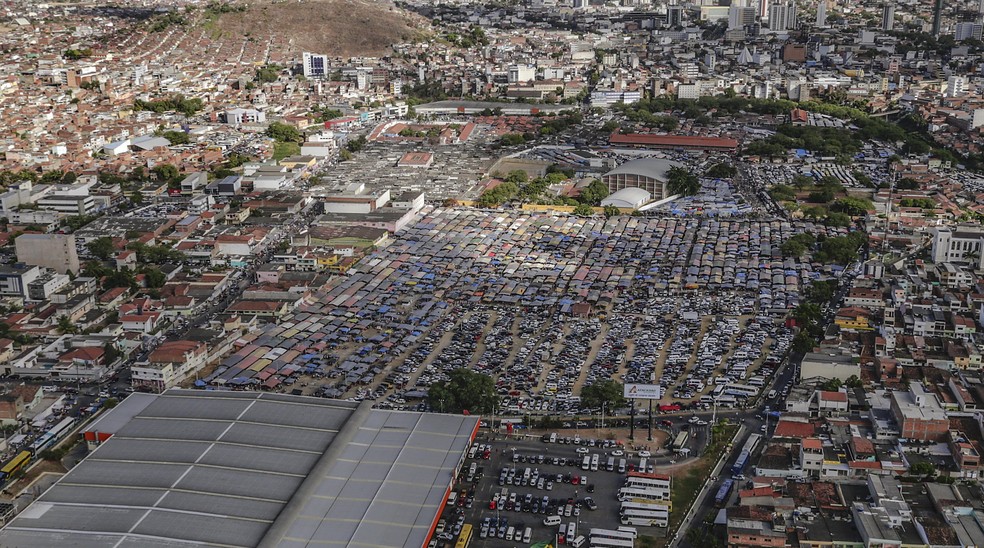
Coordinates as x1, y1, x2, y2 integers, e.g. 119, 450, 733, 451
608, 133, 739, 151
0, 389, 479, 548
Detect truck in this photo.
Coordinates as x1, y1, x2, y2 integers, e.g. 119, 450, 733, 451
658, 404, 681, 412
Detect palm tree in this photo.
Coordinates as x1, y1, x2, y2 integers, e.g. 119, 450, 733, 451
56, 315, 76, 334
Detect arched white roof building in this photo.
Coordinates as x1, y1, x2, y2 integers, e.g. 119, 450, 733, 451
601, 187, 652, 209
601, 158, 681, 200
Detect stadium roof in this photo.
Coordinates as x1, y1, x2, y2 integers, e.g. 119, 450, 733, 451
601, 187, 652, 208
609, 133, 739, 150
0, 390, 478, 548
603, 158, 680, 182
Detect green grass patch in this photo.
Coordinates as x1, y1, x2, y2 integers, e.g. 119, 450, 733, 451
272, 141, 300, 161
667, 423, 739, 534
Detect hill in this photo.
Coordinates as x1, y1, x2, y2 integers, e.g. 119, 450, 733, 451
211, 0, 426, 57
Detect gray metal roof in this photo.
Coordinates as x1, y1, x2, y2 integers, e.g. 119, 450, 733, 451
603, 157, 680, 182
0, 390, 478, 548
259, 410, 478, 548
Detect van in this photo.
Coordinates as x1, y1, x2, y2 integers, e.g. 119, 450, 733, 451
558, 524, 567, 538
570, 535, 587, 548
505, 526, 515, 541
543, 515, 562, 526
618, 459, 627, 473
590, 454, 599, 471
606, 457, 615, 472
523, 527, 532, 543
446, 492, 458, 506
568, 522, 577, 539
549, 432, 557, 443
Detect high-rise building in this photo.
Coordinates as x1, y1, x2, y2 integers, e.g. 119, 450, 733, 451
881, 4, 895, 31
956, 21, 984, 41
768, 2, 797, 31
302, 52, 328, 78
931, 0, 943, 36
14, 234, 80, 275
667, 5, 684, 27
759, 0, 769, 20
728, 6, 756, 29
946, 75, 967, 97
815, 1, 826, 27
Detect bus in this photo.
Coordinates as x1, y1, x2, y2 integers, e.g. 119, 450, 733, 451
0, 451, 31, 481
589, 527, 636, 548
617, 487, 670, 504
625, 472, 672, 491
715, 479, 734, 506
620, 500, 671, 513
672, 431, 689, 450
620, 509, 668, 527
454, 524, 473, 548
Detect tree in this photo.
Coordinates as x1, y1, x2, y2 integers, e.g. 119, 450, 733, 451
426, 368, 498, 414
86, 237, 116, 260
909, 461, 935, 476
705, 163, 737, 179
580, 380, 626, 411
821, 378, 843, 391
831, 197, 873, 216
572, 203, 594, 216
57, 315, 77, 334
603, 205, 621, 218
845, 375, 862, 388
142, 267, 166, 288
160, 130, 189, 145
578, 179, 610, 205
666, 167, 700, 196
152, 164, 181, 185
266, 122, 301, 143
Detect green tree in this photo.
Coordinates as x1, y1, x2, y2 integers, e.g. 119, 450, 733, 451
160, 130, 190, 145
142, 267, 166, 288
426, 368, 498, 414
572, 203, 594, 216
603, 205, 621, 218
152, 164, 181, 185
845, 375, 863, 388
580, 380, 626, 411
578, 179, 610, 205
57, 315, 77, 334
266, 121, 301, 143
909, 461, 936, 476
86, 236, 116, 260
768, 185, 797, 201
666, 167, 700, 196
831, 197, 873, 216
705, 163, 737, 179
821, 378, 844, 391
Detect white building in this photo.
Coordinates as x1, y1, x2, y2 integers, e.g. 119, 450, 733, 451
302, 52, 328, 78
768, 2, 797, 31
932, 225, 984, 269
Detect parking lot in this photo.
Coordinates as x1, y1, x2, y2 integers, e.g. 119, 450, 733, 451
434, 433, 671, 547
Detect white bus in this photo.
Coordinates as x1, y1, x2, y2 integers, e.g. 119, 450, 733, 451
617, 487, 670, 504
620, 510, 668, 527
624, 476, 671, 492
620, 501, 671, 513
589, 527, 637, 548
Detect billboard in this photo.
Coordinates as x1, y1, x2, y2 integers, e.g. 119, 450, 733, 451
623, 384, 662, 400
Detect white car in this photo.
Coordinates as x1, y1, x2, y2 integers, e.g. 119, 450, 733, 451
575, 447, 589, 454
688, 416, 700, 424
697, 420, 708, 426
611, 449, 624, 456
637, 450, 651, 458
